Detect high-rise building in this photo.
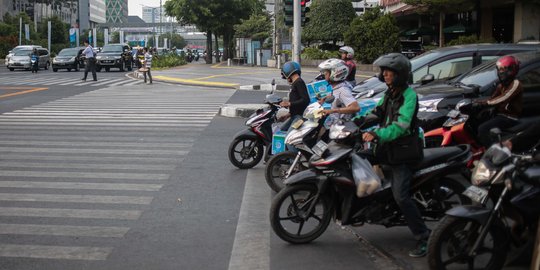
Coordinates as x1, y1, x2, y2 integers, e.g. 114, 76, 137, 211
141, 6, 165, 24
79, 0, 106, 30
106, 0, 128, 24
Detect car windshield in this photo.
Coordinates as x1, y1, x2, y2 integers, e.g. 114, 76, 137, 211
14, 50, 32, 56
102, 45, 123, 52
58, 48, 78, 56
410, 50, 444, 71
458, 61, 497, 87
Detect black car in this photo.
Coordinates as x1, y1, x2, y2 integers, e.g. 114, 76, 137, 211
401, 40, 424, 59
353, 43, 540, 95
52, 47, 85, 72
416, 51, 540, 132
95, 43, 133, 72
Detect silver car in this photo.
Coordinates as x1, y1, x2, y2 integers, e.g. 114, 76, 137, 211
8, 48, 51, 71
5, 45, 42, 67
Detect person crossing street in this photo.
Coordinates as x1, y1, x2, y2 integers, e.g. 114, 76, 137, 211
81, 40, 97, 81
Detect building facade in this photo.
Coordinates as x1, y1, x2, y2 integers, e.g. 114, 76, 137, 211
79, 0, 106, 30
141, 6, 165, 24
352, 0, 379, 16
106, 0, 128, 24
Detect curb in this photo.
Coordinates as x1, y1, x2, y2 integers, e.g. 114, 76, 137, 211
219, 104, 261, 118
238, 84, 289, 91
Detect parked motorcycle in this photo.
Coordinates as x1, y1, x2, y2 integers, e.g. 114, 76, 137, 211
270, 119, 472, 244
228, 80, 282, 169
427, 136, 540, 270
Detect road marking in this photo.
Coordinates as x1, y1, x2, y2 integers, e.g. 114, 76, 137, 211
0, 244, 113, 260
0, 87, 48, 99
0, 224, 130, 238
0, 207, 142, 220
0, 193, 153, 204
193, 71, 271, 81
228, 167, 270, 270
0, 154, 184, 164
91, 78, 125, 86
153, 75, 239, 87
0, 170, 170, 180
0, 146, 188, 156
0, 181, 163, 191
0, 140, 192, 149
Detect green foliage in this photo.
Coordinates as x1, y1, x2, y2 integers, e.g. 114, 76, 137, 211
36, 16, 69, 44
447, 34, 495, 46
344, 8, 401, 64
147, 33, 187, 49
152, 53, 187, 69
110, 32, 120, 43
403, 0, 474, 13
302, 0, 357, 44
234, 13, 272, 42
301, 47, 339, 60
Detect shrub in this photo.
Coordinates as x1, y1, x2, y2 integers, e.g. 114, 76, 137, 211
152, 53, 186, 69
447, 35, 495, 46
301, 47, 339, 60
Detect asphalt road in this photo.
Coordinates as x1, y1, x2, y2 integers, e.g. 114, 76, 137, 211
0, 68, 395, 270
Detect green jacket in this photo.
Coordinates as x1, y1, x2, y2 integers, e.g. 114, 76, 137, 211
371, 87, 418, 143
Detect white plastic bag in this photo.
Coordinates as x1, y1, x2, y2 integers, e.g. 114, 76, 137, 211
351, 153, 382, 198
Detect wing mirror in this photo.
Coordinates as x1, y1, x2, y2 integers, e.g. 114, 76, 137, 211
420, 74, 435, 85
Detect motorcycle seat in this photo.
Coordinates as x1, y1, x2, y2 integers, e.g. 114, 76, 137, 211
411, 144, 470, 170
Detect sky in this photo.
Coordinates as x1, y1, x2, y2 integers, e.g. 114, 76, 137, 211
128, 0, 166, 18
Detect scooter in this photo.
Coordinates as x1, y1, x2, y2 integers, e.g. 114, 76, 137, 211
228, 80, 282, 169
427, 133, 540, 270
270, 119, 473, 244
31, 55, 39, 73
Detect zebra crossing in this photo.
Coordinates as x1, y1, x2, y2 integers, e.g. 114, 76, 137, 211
0, 85, 234, 264
0, 75, 159, 87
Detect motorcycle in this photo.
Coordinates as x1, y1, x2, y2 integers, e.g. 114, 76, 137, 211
31, 55, 39, 73
270, 119, 473, 244
427, 134, 540, 270
228, 80, 282, 169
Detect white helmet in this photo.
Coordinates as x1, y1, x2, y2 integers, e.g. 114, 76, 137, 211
318, 58, 349, 82
339, 46, 354, 59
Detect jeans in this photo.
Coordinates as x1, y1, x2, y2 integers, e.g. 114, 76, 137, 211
83, 58, 97, 81
386, 164, 430, 240
144, 68, 152, 83
478, 115, 518, 147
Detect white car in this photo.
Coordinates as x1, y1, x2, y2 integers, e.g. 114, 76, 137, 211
5, 45, 42, 67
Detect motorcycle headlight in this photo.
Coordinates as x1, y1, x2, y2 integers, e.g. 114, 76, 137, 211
329, 123, 351, 139
471, 160, 497, 186
419, 98, 443, 113
442, 115, 468, 127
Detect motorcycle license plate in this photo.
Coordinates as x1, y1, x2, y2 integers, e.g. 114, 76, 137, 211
312, 140, 328, 157
462, 185, 488, 203
291, 119, 304, 129
447, 110, 460, 118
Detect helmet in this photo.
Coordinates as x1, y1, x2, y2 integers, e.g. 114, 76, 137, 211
339, 46, 354, 59
496, 55, 519, 85
373, 53, 411, 87
318, 58, 349, 82
281, 61, 301, 79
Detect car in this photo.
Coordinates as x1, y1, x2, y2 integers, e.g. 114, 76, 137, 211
401, 40, 424, 59
95, 43, 133, 72
7, 48, 50, 71
353, 43, 540, 95
416, 51, 540, 132
5, 45, 42, 67
52, 47, 85, 72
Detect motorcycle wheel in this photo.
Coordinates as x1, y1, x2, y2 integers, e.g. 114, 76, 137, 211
228, 135, 264, 169
270, 184, 333, 244
265, 151, 307, 192
427, 215, 507, 270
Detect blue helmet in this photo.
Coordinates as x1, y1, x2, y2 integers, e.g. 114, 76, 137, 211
281, 61, 301, 79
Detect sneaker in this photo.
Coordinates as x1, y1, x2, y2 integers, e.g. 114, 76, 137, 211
409, 239, 427, 258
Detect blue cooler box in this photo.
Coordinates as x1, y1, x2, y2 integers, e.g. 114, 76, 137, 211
306, 80, 332, 109
271, 130, 287, 154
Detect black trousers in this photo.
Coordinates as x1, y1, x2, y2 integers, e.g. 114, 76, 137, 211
143, 68, 152, 83
83, 58, 97, 81
478, 115, 518, 147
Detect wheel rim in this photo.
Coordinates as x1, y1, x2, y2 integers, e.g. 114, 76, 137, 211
275, 187, 328, 238
270, 155, 303, 189
438, 219, 498, 269
231, 139, 260, 165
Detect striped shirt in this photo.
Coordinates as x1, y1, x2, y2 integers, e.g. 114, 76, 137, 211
144, 52, 152, 68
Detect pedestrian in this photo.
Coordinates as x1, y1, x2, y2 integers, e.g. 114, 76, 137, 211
360, 53, 430, 258
143, 47, 153, 84
81, 40, 97, 81
339, 46, 357, 87
475, 55, 522, 147
278, 61, 310, 132
319, 58, 360, 124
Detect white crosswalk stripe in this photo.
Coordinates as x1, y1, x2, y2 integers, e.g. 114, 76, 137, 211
0, 75, 145, 87
0, 86, 235, 262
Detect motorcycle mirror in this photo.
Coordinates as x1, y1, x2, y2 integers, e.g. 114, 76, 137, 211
489, 128, 503, 144
271, 78, 276, 94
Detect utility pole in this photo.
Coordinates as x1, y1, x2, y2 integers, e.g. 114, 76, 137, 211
292, 0, 301, 63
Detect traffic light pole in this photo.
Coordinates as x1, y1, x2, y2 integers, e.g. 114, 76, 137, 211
292, 0, 301, 63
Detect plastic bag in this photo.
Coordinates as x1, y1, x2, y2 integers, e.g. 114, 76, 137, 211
351, 153, 381, 198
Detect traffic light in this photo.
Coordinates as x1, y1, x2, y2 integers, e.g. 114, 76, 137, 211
283, 0, 294, 26
301, 0, 310, 26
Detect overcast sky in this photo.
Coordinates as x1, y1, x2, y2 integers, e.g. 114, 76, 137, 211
128, 0, 166, 18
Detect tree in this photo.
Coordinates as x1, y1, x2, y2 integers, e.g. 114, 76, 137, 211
302, 0, 356, 45
37, 16, 69, 44
155, 33, 187, 49
344, 8, 400, 64
403, 0, 474, 47
234, 13, 272, 43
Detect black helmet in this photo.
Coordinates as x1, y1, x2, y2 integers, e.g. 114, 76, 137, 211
373, 53, 411, 87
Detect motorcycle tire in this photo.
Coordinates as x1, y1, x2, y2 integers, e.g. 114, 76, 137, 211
427, 215, 507, 270
270, 184, 333, 244
265, 151, 306, 193
228, 135, 264, 169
